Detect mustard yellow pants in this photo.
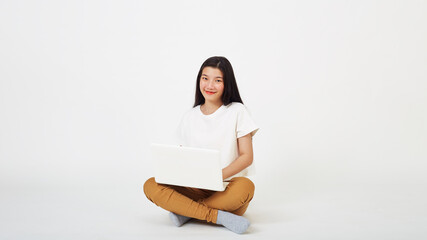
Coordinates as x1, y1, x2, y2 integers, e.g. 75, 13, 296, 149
143, 177, 255, 223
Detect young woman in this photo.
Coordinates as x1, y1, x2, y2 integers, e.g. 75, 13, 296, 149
143, 56, 259, 234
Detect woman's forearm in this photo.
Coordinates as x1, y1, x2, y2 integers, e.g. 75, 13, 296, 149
222, 153, 253, 180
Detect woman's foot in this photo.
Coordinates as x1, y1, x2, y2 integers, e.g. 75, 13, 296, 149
216, 210, 250, 234
169, 212, 192, 227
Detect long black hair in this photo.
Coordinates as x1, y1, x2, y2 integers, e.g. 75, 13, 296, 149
193, 56, 243, 107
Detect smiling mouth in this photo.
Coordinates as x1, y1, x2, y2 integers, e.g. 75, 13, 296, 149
205, 91, 216, 95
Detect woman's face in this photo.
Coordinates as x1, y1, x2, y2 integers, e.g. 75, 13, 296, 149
199, 67, 224, 104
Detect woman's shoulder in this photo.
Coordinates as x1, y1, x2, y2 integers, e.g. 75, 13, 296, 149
225, 102, 248, 113
226, 102, 244, 109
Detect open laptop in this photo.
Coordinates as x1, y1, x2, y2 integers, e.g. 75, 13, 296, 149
150, 143, 229, 191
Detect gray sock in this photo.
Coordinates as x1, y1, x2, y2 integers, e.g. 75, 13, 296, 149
216, 210, 250, 234
169, 212, 192, 227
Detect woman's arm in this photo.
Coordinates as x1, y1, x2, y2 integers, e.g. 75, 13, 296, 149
222, 134, 254, 180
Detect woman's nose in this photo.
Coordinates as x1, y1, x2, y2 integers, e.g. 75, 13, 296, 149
207, 80, 214, 88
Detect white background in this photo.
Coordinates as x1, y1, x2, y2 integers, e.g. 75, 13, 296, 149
1, 0, 426, 239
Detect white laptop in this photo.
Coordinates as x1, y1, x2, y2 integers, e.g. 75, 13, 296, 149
150, 143, 229, 191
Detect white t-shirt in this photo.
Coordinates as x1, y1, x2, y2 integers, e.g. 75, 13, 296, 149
175, 102, 259, 180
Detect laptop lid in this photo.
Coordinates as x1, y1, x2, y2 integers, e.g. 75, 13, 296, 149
150, 143, 227, 191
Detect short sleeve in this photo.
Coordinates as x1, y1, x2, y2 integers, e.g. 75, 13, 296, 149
236, 106, 259, 138
175, 112, 187, 145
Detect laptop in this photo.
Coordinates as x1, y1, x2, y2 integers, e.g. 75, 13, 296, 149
150, 143, 229, 191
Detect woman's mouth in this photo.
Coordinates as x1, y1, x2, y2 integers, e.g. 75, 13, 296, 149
205, 91, 215, 95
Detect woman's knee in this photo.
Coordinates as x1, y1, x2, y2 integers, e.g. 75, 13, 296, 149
227, 177, 255, 204
231, 177, 255, 196
143, 177, 156, 199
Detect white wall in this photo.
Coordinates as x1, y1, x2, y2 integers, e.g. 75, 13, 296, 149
1, 0, 426, 190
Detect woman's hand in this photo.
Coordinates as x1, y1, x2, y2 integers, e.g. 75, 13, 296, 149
222, 133, 254, 180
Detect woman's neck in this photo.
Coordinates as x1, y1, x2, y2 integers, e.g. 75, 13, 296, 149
201, 101, 223, 115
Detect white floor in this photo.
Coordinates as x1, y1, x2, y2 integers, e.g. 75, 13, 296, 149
1, 183, 426, 240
